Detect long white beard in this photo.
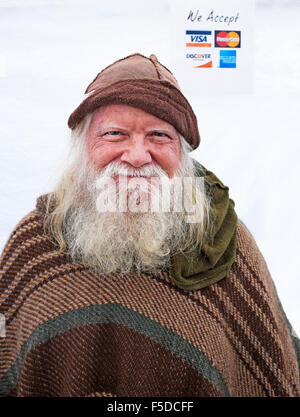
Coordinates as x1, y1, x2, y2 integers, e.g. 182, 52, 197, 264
63, 157, 207, 275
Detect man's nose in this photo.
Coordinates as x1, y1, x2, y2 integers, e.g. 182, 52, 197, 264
120, 137, 152, 168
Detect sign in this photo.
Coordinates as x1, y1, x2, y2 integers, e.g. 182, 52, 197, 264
170, 0, 255, 95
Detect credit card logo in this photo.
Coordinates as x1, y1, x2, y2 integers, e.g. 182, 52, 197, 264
219, 50, 237, 68
215, 31, 241, 48
186, 30, 212, 47
186, 53, 212, 68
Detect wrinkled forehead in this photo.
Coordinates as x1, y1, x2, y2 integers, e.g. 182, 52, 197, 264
88, 104, 179, 134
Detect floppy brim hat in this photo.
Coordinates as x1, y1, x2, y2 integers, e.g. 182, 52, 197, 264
68, 53, 200, 149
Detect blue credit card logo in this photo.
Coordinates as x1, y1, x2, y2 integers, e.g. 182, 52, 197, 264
219, 50, 236, 68
185, 30, 212, 47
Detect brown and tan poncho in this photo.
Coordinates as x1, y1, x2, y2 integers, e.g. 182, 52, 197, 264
0, 164, 300, 397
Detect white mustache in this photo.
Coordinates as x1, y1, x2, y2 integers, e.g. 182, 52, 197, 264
98, 161, 169, 178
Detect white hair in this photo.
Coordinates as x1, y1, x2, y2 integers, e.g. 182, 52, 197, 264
45, 114, 212, 275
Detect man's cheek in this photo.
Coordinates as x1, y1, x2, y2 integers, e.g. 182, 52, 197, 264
153, 145, 180, 176
88, 148, 116, 170
158, 156, 180, 177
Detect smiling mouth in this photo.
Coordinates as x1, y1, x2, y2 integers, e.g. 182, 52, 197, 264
112, 174, 155, 179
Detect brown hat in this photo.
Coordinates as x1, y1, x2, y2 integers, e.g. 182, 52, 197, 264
68, 53, 200, 149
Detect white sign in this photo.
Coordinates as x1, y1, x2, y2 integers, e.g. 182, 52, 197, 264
170, 0, 255, 95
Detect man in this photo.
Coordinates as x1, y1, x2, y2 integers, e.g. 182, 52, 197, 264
0, 53, 299, 397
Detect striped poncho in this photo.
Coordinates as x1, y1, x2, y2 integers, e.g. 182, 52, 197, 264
0, 197, 299, 397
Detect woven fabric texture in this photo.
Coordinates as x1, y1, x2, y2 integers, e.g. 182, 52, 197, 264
0, 203, 299, 397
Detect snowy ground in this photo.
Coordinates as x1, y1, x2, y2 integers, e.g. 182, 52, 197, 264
0, 0, 299, 334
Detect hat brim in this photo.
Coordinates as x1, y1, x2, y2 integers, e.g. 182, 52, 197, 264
68, 79, 200, 150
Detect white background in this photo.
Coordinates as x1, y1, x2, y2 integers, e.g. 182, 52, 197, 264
0, 0, 299, 334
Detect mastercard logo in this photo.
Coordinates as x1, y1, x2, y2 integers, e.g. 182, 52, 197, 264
215, 31, 241, 48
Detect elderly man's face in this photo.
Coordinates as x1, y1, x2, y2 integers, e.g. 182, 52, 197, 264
86, 104, 181, 177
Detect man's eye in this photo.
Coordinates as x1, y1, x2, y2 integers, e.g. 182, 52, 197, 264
104, 131, 123, 136
151, 132, 170, 138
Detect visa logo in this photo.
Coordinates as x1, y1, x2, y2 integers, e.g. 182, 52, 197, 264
190, 35, 207, 42
186, 30, 212, 48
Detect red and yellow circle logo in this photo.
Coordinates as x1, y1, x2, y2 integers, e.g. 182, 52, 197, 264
216, 31, 240, 48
